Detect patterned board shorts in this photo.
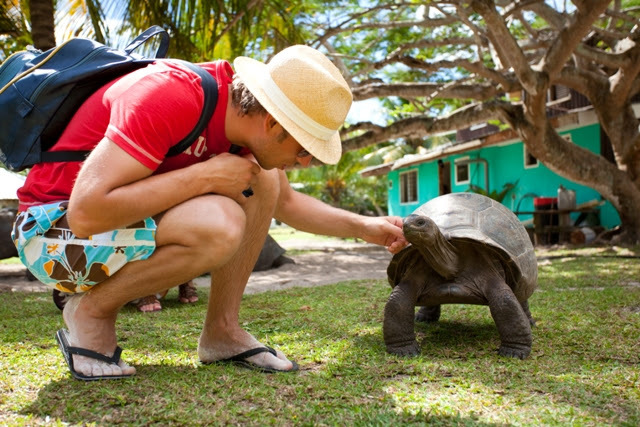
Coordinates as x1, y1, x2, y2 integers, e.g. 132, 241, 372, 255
12, 201, 157, 293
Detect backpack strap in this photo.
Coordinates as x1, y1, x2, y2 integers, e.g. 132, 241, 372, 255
40, 150, 90, 163
166, 60, 218, 157
40, 61, 218, 163
123, 26, 170, 58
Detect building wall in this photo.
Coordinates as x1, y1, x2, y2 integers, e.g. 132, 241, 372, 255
387, 123, 620, 228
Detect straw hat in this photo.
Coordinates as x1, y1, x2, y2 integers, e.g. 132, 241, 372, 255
233, 45, 353, 164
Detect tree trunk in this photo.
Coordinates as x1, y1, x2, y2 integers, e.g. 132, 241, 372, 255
514, 90, 640, 244
28, 0, 55, 50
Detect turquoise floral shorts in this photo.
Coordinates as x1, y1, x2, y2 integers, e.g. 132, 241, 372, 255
11, 201, 156, 293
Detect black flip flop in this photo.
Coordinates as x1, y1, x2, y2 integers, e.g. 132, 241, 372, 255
205, 346, 299, 373
55, 329, 134, 381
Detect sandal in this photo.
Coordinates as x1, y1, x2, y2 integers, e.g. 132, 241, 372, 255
178, 281, 199, 304
131, 294, 162, 312
56, 329, 134, 381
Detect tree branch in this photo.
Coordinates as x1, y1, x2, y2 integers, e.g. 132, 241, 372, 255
451, 2, 492, 65
470, 0, 541, 94
386, 37, 480, 57
341, 100, 513, 152
321, 40, 354, 87
351, 81, 506, 101
314, 10, 457, 47
609, 40, 640, 106
574, 43, 629, 69
557, 66, 608, 101
391, 55, 514, 90
525, 1, 566, 30
211, 0, 263, 46
590, 24, 636, 41
313, 3, 415, 46
540, 0, 609, 78
604, 6, 640, 25
515, 10, 539, 39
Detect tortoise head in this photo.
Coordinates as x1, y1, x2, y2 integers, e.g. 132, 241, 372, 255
403, 214, 459, 280
403, 214, 443, 247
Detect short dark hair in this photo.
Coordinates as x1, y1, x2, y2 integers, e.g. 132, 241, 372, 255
231, 76, 267, 117
231, 75, 290, 142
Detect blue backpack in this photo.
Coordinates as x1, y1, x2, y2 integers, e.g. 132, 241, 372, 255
0, 26, 217, 171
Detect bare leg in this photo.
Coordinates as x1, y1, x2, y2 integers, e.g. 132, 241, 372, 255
198, 168, 296, 371
62, 194, 246, 378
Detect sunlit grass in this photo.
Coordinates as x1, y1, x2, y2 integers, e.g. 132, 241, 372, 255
1, 247, 639, 425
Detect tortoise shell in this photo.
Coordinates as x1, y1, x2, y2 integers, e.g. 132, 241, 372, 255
412, 192, 537, 301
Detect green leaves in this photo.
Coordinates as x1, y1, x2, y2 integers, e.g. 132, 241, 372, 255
468, 180, 518, 202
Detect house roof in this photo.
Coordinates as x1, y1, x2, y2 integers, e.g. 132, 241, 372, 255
359, 163, 394, 177
0, 168, 26, 200
358, 104, 605, 177
360, 130, 517, 177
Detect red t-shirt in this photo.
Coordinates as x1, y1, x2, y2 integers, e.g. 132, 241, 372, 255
17, 59, 245, 211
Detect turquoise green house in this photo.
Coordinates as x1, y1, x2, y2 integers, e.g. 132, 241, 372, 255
361, 107, 620, 230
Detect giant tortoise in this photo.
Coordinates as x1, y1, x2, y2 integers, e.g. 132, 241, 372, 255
384, 192, 538, 359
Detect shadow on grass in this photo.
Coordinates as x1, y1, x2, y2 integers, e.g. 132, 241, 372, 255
4, 268, 640, 425
22, 364, 500, 426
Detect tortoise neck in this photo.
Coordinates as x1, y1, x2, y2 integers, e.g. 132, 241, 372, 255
417, 230, 459, 280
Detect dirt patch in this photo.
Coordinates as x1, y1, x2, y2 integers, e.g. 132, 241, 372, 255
0, 241, 393, 295
215, 245, 393, 294
0, 263, 49, 293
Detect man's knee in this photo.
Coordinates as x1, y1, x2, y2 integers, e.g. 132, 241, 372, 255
156, 195, 246, 253
252, 168, 281, 210
242, 154, 281, 203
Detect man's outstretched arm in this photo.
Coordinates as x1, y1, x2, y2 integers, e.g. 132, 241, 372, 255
274, 170, 408, 254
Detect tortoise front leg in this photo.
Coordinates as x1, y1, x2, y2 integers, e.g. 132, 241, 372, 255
383, 275, 422, 356
485, 277, 532, 359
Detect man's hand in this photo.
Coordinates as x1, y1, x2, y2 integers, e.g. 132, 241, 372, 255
201, 153, 261, 204
359, 216, 408, 254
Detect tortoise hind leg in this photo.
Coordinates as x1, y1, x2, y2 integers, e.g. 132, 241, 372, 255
485, 277, 532, 359
415, 305, 441, 323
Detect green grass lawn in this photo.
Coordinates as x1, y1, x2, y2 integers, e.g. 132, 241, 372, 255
1, 247, 639, 425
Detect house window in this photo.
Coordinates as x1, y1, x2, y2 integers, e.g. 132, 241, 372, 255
400, 170, 418, 204
524, 147, 538, 168
548, 85, 571, 103
455, 161, 469, 184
